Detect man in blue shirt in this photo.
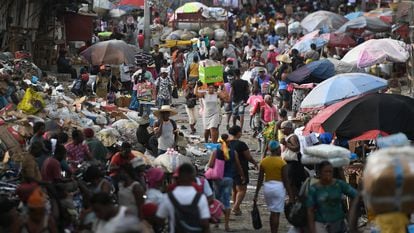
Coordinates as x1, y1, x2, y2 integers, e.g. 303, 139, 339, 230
267, 30, 280, 46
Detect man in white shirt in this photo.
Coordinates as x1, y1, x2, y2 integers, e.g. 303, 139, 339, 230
243, 40, 256, 61
156, 163, 211, 233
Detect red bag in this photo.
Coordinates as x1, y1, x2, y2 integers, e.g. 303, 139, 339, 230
287, 83, 294, 93
81, 73, 89, 82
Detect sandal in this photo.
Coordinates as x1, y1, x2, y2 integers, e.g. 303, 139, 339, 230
232, 209, 242, 216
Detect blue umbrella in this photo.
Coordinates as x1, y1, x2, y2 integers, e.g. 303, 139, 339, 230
287, 59, 336, 83
345, 12, 364, 20
292, 38, 328, 53
300, 73, 388, 109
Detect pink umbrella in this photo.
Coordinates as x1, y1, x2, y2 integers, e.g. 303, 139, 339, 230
320, 33, 356, 48
341, 38, 409, 68
299, 30, 320, 41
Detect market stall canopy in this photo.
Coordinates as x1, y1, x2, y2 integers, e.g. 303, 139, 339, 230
320, 32, 356, 48
300, 73, 387, 111
300, 10, 348, 33
80, 40, 138, 65
306, 94, 414, 140
117, 0, 144, 10
287, 59, 335, 83
336, 16, 391, 33
341, 38, 409, 68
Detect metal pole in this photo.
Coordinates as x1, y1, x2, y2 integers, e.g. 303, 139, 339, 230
143, 0, 151, 51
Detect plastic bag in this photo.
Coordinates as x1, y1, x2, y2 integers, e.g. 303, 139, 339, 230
251, 201, 262, 229
17, 88, 45, 114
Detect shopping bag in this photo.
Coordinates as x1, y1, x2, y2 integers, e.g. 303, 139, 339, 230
204, 158, 225, 180
284, 178, 310, 227
251, 201, 262, 230
17, 88, 45, 114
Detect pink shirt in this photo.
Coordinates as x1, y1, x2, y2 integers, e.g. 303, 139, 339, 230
267, 51, 279, 66
262, 103, 278, 123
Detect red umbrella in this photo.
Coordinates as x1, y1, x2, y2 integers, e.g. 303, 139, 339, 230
320, 33, 356, 48
349, 130, 389, 142
303, 96, 360, 135
118, 0, 144, 8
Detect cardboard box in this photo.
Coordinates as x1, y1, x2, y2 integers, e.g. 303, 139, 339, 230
199, 65, 223, 84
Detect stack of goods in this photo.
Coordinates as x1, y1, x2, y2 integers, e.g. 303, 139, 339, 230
302, 144, 351, 167
363, 146, 414, 215
153, 148, 192, 173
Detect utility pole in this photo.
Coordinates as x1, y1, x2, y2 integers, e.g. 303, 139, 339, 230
408, 0, 414, 95
143, 0, 151, 51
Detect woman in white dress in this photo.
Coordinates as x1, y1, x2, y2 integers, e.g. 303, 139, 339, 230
195, 82, 229, 143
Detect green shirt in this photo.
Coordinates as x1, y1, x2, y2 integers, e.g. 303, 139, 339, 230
306, 179, 357, 223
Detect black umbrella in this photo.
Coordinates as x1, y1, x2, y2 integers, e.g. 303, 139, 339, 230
322, 93, 414, 140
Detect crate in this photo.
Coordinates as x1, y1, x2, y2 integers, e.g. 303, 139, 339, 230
199, 65, 223, 84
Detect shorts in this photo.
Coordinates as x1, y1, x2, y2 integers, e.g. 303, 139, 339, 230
233, 171, 249, 185
214, 177, 233, 209
232, 101, 246, 116
279, 89, 291, 101
224, 103, 232, 113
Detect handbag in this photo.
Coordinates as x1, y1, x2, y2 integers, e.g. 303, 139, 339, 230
251, 201, 262, 230
204, 156, 225, 180
284, 178, 311, 227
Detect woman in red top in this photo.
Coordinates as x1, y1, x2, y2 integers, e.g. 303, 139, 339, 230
65, 129, 92, 171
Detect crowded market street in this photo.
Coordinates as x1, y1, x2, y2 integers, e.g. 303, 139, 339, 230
1, 0, 414, 232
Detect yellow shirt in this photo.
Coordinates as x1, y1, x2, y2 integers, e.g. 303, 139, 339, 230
260, 156, 286, 182
189, 63, 199, 78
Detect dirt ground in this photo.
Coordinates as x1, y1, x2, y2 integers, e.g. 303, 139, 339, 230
172, 97, 293, 232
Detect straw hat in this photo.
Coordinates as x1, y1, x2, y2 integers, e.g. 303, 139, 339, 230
268, 44, 276, 51
276, 54, 292, 63
153, 105, 177, 117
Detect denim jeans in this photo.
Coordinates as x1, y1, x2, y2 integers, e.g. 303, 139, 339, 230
214, 177, 233, 209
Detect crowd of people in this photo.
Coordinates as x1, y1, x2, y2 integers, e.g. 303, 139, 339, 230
2, 0, 411, 233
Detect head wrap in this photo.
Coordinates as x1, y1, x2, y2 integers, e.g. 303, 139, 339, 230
27, 187, 46, 208
268, 140, 280, 152
218, 138, 229, 160
146, 167, 165, 188
83, 128, 94, 138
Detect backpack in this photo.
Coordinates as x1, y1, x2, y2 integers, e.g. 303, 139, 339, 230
168, 192, 203, 233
